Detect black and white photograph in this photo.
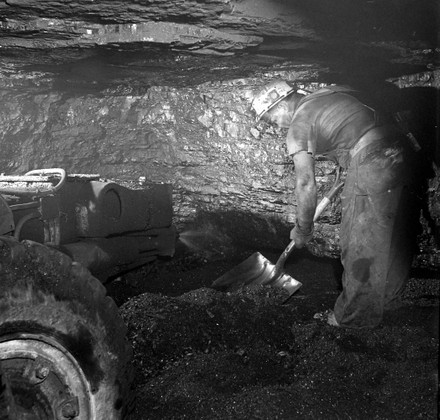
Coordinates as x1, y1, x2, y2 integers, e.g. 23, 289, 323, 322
0, 1, 438, 419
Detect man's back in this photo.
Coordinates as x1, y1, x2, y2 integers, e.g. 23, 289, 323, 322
286, 89, 379, 166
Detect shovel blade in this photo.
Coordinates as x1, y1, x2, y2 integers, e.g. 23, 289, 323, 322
212, 252, 302, 294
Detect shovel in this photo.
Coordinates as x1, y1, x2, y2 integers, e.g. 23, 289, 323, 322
212, 171, 344, 295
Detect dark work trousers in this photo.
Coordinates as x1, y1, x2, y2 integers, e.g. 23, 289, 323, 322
334, 139, 414, 328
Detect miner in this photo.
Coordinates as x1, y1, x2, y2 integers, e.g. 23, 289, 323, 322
252, 80, 416, 328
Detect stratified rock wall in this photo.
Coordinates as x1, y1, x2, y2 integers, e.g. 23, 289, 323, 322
0, 70, 438, 267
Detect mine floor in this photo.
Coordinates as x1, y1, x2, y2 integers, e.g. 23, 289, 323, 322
108, 243, 439, 419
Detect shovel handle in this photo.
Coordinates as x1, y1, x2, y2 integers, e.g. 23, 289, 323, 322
275, 238, 297, 269
313, 165, 344, 221
312, 181, 343, 221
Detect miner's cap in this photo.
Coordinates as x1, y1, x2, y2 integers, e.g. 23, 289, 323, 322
252, 80, 295, 122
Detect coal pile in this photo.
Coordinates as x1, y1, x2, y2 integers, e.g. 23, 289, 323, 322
117, 252, 439, 420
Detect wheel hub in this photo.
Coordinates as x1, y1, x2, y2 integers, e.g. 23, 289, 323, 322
0, 334, 92, 419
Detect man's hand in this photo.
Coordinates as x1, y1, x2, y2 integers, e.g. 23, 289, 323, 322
290, 221, 314, 248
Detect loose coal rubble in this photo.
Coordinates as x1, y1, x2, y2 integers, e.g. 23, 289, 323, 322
119, 255, 439, 420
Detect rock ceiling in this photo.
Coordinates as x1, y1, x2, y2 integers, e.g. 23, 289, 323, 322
0, 0, 438, 89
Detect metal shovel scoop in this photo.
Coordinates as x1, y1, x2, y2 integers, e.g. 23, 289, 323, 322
212, 174, 344, 295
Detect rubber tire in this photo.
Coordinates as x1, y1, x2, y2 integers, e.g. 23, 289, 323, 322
0, 237, 134, 419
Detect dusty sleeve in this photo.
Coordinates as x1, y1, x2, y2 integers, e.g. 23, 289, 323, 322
286, 116, 315, 157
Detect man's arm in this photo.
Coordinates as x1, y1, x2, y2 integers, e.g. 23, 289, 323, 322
291, 150, 317, 247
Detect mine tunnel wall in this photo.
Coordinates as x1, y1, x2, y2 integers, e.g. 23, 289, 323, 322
0, 70, 439, 268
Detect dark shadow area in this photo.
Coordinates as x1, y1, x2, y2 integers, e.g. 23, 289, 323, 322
4, 44, 319, 95
292, 0, 437, 45
180, 208, 304, 255
257, 37, 435, 83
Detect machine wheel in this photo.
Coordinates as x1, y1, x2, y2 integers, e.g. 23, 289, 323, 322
0, 237, 133, 419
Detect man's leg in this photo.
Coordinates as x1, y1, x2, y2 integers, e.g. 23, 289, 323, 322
383, 185, 414, 307
334, 181, 408, 328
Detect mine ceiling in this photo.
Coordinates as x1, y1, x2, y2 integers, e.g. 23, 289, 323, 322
0, 0, 438, 89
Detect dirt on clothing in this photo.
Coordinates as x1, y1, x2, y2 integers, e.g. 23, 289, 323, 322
112, 245, 439, 420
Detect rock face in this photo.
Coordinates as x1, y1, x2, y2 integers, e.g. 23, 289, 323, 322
0, 0, 436, 53
0, 0, 438, 267
0, 0, 311, 53
0, 0, 437, 76
0, 68, 439, 267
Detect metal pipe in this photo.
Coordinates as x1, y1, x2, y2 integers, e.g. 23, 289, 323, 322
0, 168, 67, 197
24, 169, 67, 193
14, 212, 40, 241
9, 202, 39, 211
